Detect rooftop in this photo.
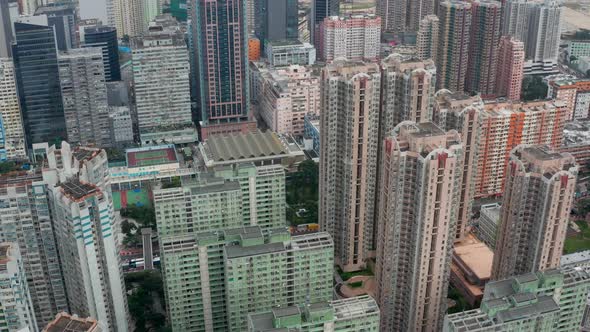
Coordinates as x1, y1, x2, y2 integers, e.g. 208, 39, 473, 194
453, 235, 493, 280
45, 312, 99, 332
224, 242, 286, 259
126, 145, 178, 168
60, 179, 99, 201
561, 250, 590, 267
520, 146, 566, 161
201, 130, 290, 162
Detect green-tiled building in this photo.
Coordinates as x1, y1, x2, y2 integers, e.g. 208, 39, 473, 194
161, 227, 333, 332
247, 295, 380, 331
444, 267, 590, 331
154, 163, 286, 237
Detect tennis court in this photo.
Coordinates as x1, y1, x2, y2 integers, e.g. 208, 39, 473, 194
127, 147, 177, 168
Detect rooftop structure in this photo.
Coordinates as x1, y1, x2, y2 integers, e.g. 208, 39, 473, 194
196, 130, 305, 170
126, 145, 179, 169
444, 266, 590, 331
264, 40, 316, 66
43, 312, 100, 332
247, 295, 380, 331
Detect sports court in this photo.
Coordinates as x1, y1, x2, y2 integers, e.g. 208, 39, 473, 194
126, 147, 177, 168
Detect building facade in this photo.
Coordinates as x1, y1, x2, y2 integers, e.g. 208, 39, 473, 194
319, 61, 381, 272
492, 146, 578, 281
547, 79, 590, 121
0, 172, 68, 329
319, 15, 381, 63
377, 0, 435, 33
433, 91, 483, 240
160, 227, 333, 332
42, 143, 130, 332
13, 22, 67, 146
475, 203, 501, 250
58, 48, 112, 148
154, 163, 286, 236
375, 122, 464, 332
0, 59, 27, 159
133, 15, 197, 145
310, 0, 339, 45
247, 296, 380, 331
253, 0, 298, 45
465, 0, 501, 98
444, 267, 590, 332
380, 54, 437, 131
81, 25, 121, 82
416, 15, 439, 61
190, 0, 256, 139
253, 64, 320, 136
0, 243, 38, 332
264, 40, 317, 67
436, 1, 472, 92
496, 36, 525, 101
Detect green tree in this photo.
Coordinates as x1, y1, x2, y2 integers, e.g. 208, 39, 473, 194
0, 162, 17, 174
521, 76, 548, 101
576, 198, 590, 217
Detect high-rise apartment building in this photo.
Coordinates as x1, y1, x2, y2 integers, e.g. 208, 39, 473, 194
377, 0, 435, 33
376, 122, 464, 332
437, 1, 471, 92
416, 15, 439, 61
0, 59, 27, 160
0, 171, 68, 329
0, 0, 14, 57
445, 267, 590, 331
434, 91, 483, 240
496, 36, 525, 101
465, 0, 501, 98
547, 79, 590, 121
190, 0, 256, 139
319, 14, 381, 63
58, 48, 112, 148
252, 64, 320, 136
0, 243, 38, 332
247, 296, 380, 331
42, 143, 129, 332
133, 15, 197, 145
502, 0, 562, 74
380, 54, 436, 131
113, 0, 145, 38
311, 0, 339, 45
155, 163, 286, 236
160, 227, 333, 331
13, 22, 67, 146
319, 61, 381, 272
492, 145, 577, 280
81, 25, 121, 82
475, 100, 568, 198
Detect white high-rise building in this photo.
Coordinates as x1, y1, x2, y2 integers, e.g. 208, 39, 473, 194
502, 0, 562, 74
0, 243, 38, 332
132, 15, 196, 145
41, 142, 130, 332
113, 0, 145, 38
0, 59, 27, 160
0, 171, 68, 329
320, 14, 381, 63
58, 48, 112, 148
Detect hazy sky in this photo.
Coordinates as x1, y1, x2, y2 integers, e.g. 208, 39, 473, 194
78, 0, 108, 24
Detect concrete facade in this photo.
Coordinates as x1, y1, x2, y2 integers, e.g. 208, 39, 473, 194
0, 59, 27, 160
416, 15, 439, 61
375, 122, 464, 332
319, 15, 381, 63
492, 146, 578, 280
496, 36, 525, 101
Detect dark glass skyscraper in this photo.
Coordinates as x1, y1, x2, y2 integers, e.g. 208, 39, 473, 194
311, 0, 339, 44
191, 0, 256, 139
81, 26, 121, 82
35, 3, 78, 50
254, 0, 298, 45
13, 22, 67, 146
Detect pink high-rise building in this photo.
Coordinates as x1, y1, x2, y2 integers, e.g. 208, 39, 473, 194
376, 122, 464, 332
492, 145, 577, 280
319, 14, 381, 63
465, 0, 502, 98
496, 36, 525, 101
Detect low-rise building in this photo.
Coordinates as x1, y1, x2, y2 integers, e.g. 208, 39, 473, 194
195, 130, 306, 171
265, 40, 316, 67
247, 296, 380, 331
450, 235, 494, 307
547, 78, 590, 120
